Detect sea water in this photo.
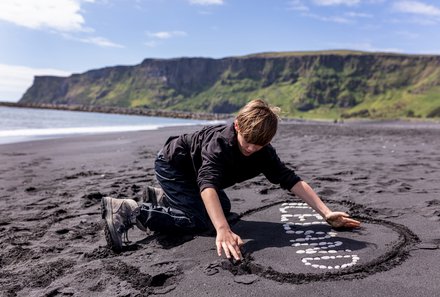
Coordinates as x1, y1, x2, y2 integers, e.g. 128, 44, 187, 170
0, 106, 223, 145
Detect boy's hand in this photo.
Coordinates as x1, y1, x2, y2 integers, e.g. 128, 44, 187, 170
216, 227, 244, 261
325, 211, 360, 228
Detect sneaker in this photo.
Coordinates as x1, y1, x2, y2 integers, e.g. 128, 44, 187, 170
141, 186, 166, 206
101, 197, 143, 252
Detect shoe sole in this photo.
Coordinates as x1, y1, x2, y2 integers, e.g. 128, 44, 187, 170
101, 197, 122, 252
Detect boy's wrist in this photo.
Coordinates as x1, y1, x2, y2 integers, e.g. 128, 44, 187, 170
322, 210, 332, 220
216, 224, 230, 232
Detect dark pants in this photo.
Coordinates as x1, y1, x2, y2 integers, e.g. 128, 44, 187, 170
137, 151, 231, 233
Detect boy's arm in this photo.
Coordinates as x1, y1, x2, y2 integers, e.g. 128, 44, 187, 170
290, 181, 360, 228
201, 187, 244, 260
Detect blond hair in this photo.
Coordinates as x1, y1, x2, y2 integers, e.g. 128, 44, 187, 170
235, 99, 280, 145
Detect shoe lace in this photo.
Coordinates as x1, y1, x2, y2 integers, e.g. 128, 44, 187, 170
120, 206, 139, 244
122, 228, 132, 244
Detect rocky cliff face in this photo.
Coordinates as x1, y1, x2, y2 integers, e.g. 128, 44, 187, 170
20, 51, 440, 119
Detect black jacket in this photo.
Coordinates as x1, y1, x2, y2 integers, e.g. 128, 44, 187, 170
161, 123, 301, 192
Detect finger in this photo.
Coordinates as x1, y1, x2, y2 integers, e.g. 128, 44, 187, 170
216, 242, 222, 257
344, 217, 361, 225
234, 236, 244, 260
234, 243, 243, 260
347, 221, 361, 227
343, 219, 361, 228
228, 243, 241, 261
344, 222, 360, 228
222, 242, 231, 259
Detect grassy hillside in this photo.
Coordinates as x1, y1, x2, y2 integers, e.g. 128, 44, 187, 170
20, 51, 440, 119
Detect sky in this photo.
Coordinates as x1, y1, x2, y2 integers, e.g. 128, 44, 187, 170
1, 0, 440, 102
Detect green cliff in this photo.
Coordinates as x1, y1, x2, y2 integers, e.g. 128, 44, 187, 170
19, 50, 440, 119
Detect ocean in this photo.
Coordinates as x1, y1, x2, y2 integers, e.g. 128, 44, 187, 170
0, 106, 223, 145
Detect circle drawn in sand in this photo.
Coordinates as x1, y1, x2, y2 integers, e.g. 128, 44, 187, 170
224, 200, 419, 284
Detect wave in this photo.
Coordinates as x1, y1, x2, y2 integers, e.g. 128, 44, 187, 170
0, 120, 226, 144
0, 123, 204, 138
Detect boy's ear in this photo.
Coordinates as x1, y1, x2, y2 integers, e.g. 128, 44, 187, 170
234, 120, 240, 132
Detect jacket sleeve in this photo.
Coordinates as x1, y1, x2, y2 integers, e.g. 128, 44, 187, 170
197, 137, 227, 192
262, 145, 301, 190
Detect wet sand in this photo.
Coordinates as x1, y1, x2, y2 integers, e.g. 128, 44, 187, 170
0, 121, 439, 296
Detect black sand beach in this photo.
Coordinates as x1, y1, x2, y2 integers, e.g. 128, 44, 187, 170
1, 121, 439, 296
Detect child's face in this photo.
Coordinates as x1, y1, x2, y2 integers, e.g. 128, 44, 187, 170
236, 132, 264, 156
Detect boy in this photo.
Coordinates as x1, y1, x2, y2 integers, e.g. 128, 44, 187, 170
101, 99, 360, 261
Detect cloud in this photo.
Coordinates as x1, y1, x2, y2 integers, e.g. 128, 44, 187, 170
287, 0, 309, 11
416, 49, 440, 55
144, 30, 187, 48
393, 1, 440, 16
189, 0, 224, 5
0, 0, 124, 48
327, 41, 403, 53
79, 36, 124, 48
303, 13, 353, 23
0, 0, 94, 32
392, 1, 440, 25
60, 33, 124, 48
144, 41, 159, 48
147, 31, 187, 39
396, 31, 419, 39
312, 0, 360, 6
0, 64, 71, 101
345, 11, 373, 18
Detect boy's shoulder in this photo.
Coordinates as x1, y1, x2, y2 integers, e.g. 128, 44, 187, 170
196, 123, 234, 140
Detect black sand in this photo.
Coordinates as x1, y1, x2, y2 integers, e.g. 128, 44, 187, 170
0, 121, 439, 296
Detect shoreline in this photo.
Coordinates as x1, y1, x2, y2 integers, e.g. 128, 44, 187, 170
1, 101, 439, 124
0, 101, 233, 121
0, 123, 214, 147
0, 104, 230, 145
2, 117, 439, 147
